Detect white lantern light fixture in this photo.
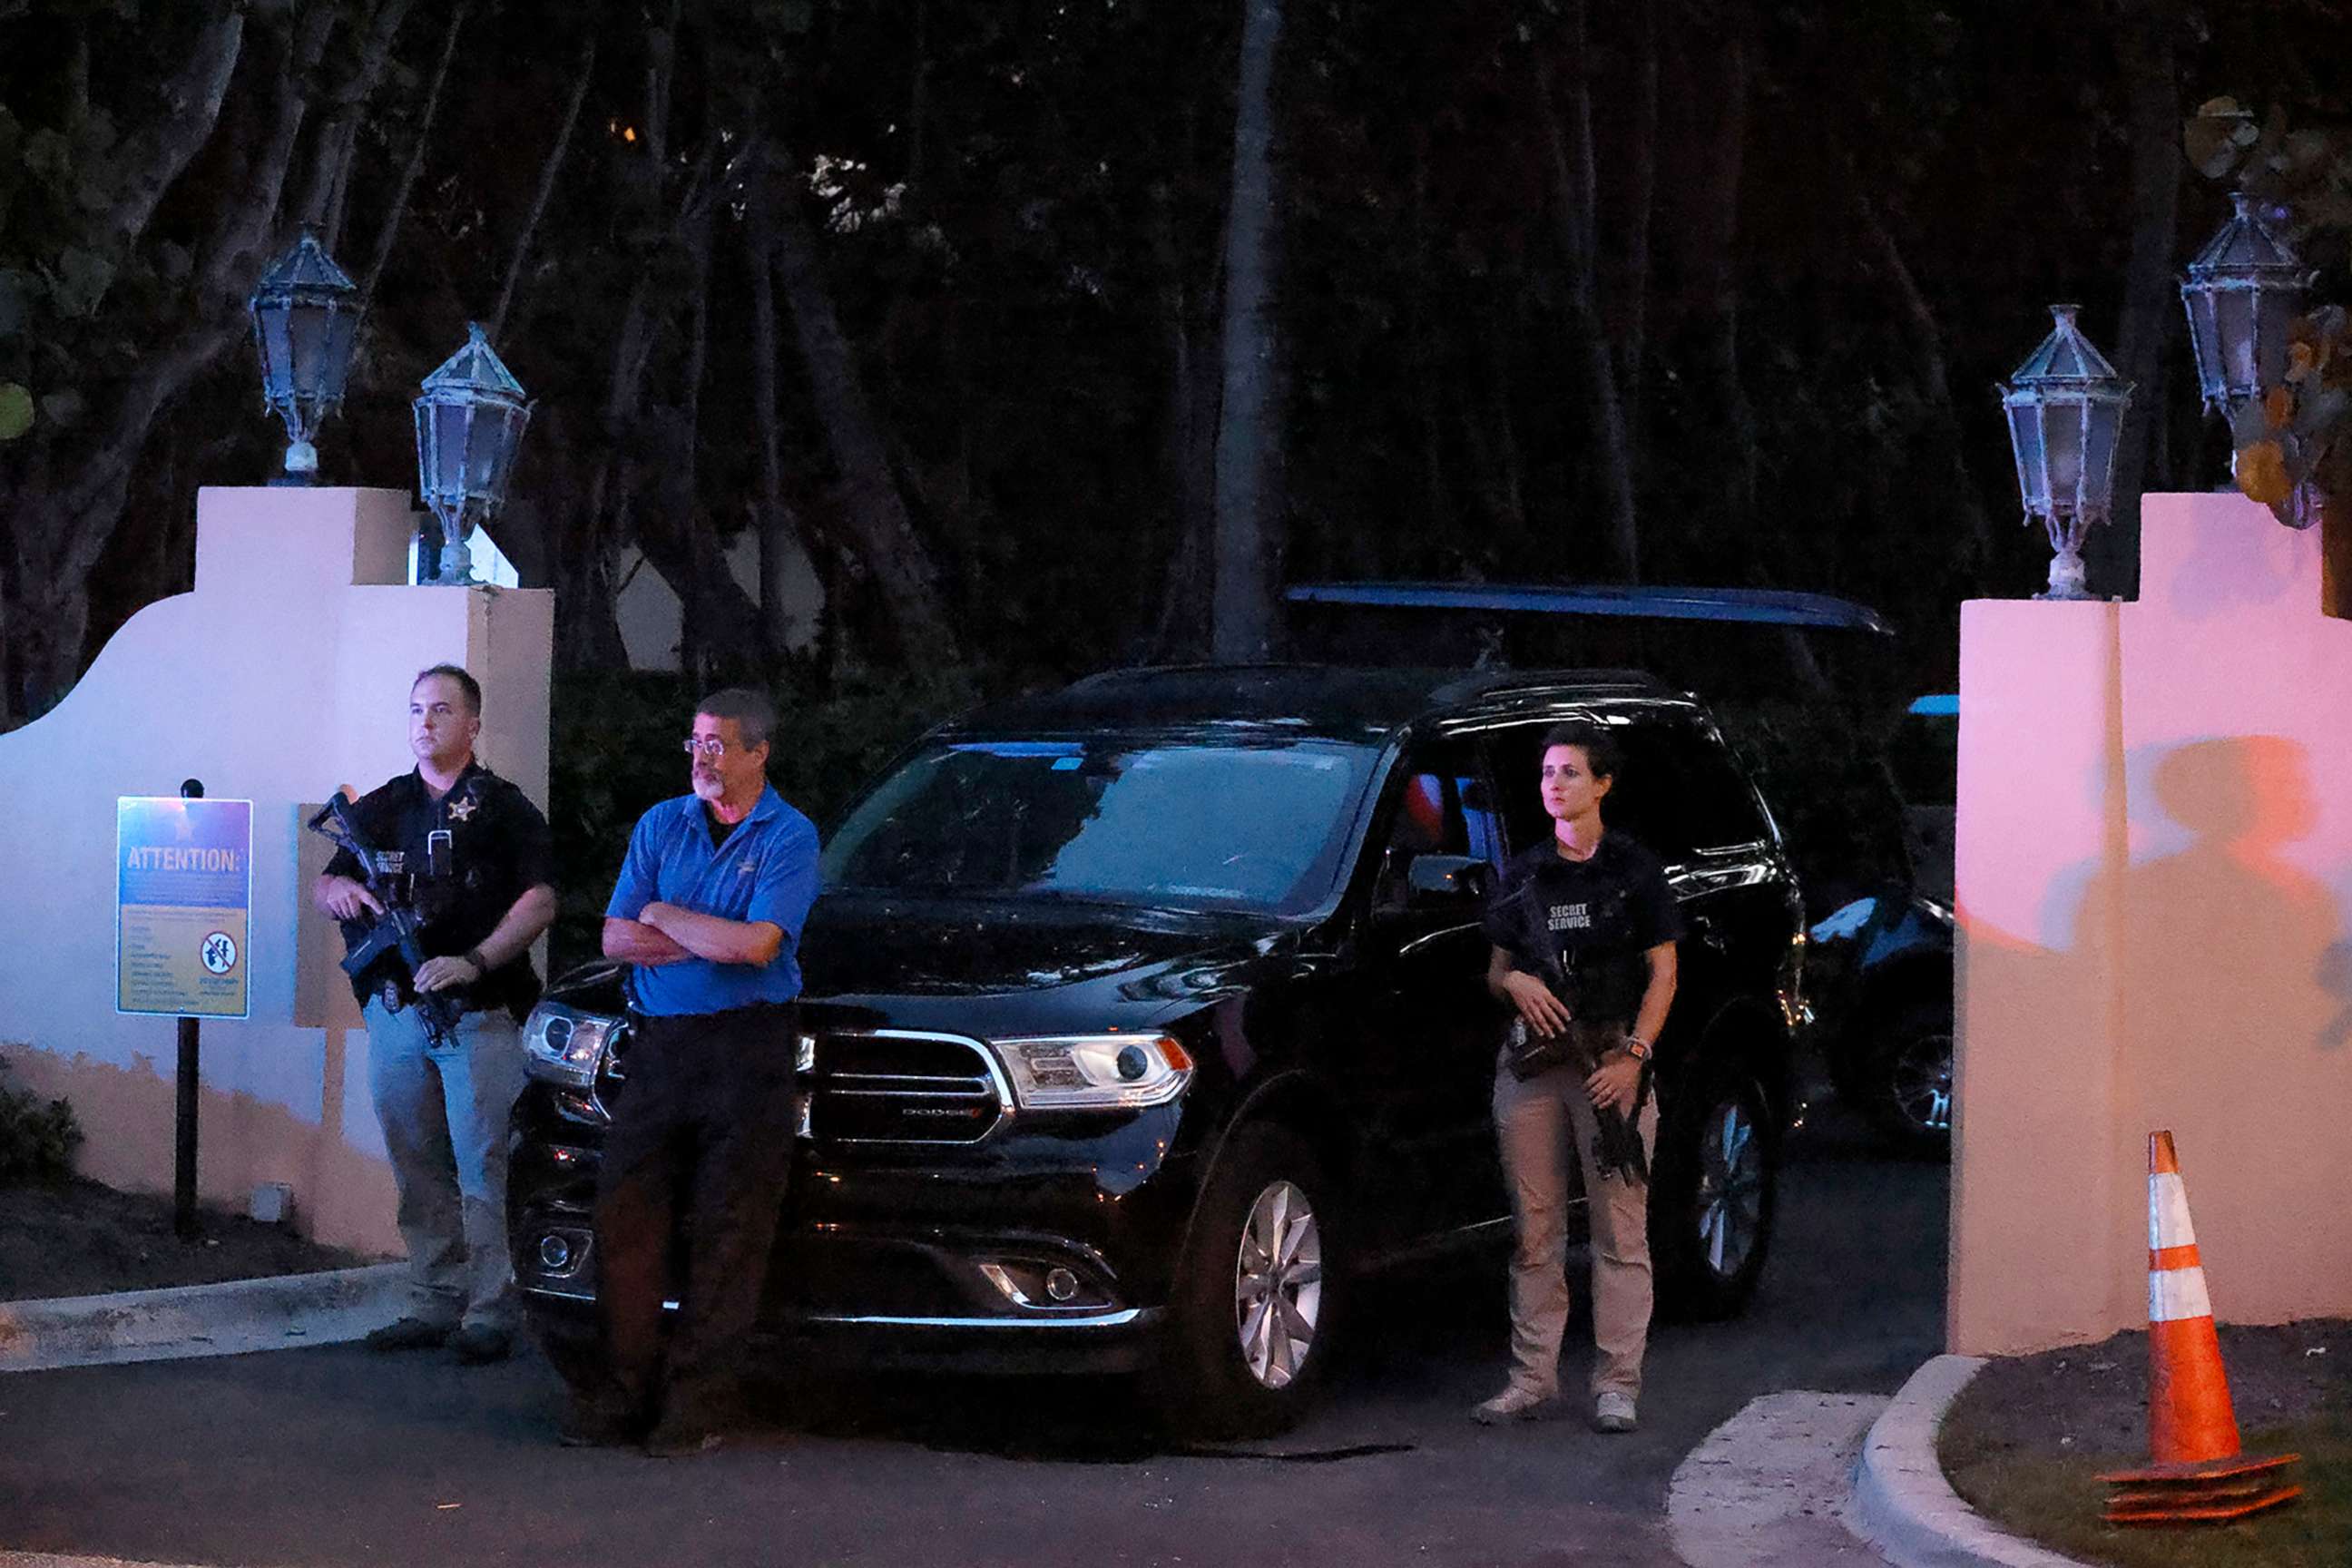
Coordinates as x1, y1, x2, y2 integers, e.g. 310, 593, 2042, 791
412, 324, 532, 585
1999, 305, 2135, 601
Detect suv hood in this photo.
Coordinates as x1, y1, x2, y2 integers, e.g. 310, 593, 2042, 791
800, 892, 1272, 999
541, 893, 1288, 1031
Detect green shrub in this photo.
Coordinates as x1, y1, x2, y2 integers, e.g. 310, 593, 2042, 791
0, 1055, 83, 1181
544, 664, 983, 974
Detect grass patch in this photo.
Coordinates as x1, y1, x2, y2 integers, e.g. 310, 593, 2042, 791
1943, 1411, 2352, 1568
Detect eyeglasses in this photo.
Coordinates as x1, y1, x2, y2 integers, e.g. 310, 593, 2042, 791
682, 738, 735, 760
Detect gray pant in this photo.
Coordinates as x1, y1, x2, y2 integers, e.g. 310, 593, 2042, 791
364, 998, 525, 1330
1492, 1029, 1659, 1402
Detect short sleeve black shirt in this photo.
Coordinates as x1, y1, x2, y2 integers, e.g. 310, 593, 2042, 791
322, 761, 555, 1020
1481, 830, 1682, 1024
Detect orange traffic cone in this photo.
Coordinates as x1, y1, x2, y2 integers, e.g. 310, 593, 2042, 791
2098, 1131, 2300, 1525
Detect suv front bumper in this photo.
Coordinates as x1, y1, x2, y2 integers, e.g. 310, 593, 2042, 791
509, 1090, 1196, 1377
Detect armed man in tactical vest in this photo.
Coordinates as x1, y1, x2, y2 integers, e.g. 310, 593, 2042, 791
312, 663, 557, 1364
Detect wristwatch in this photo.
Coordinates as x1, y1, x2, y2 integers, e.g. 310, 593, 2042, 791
1622, 1036, 1652, 1062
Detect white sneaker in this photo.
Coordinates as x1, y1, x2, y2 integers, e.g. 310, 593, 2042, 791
1592, 1391, 1639, 1434
1471, 1383, 1556, 1425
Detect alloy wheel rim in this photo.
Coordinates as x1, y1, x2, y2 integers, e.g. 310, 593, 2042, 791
1890, 1032, 1955, 1134
1233, 1179, 1322, 1389
1694, 1095, 1764, 1278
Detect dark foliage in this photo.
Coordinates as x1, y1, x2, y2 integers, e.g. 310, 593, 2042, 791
544, 661, 978, 971
0, 1057, 83, 1182
5, 0, 2347, 890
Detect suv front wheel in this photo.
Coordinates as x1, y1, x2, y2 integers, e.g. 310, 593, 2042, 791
1152, 1124, 1338, 1438
1650, 1055, 1778, 1319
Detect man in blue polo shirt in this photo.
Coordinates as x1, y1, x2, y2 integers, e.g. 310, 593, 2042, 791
563, 687, 819, 1456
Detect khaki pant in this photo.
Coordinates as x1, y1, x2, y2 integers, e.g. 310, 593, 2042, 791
1491, 1027, 1658, 1402
364, 999, 525, 1332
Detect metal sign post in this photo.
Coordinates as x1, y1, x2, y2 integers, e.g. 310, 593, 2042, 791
115, 779, 250, 1239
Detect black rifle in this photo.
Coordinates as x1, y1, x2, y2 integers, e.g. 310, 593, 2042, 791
1504, 956, 1651, 1183
308, 794, 463, 1047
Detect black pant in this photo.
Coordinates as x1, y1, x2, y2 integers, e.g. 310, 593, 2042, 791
593, 1003, 798, 1416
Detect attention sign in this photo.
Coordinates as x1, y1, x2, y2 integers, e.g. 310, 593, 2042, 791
117, 796, 252, 1019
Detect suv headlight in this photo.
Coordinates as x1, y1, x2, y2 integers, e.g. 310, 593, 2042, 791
993, 1034, 1193, 1111
523, 1005, 620, 1090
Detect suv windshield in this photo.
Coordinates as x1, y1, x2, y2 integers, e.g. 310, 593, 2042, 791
821, 735, 1378, 915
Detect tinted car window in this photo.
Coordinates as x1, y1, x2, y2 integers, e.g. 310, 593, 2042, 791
821, 737, 1378, 915
1484, 713, 1762, 862
1369, 740, 1502, 912
1663, 724, 1769, 852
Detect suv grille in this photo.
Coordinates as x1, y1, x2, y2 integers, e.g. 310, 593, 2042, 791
809, 1030, 1009, 1145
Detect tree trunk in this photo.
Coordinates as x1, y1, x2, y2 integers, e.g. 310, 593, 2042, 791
1407, 127, 1454, 554
767, 162, 962, 665
100, 8, 247, 250
745, 198, 832, 663
1853, 183, 1998, 560
295, 0, 414, 240
1607, 4, 1658, 414
564, 270, 662, 670
2103, 0, 2183, 601
1683, 10, 1759, 526
1534, 32, 1640, 581
1462, 303, 1528, 542
359, 0, 469, 307
1210, 0, 1284, 662
1, 5, 337, 720
1149, 175, 1220, 661
489, 37, 596, 342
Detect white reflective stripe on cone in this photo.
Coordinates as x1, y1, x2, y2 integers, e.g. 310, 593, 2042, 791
2150, 1265, 2213, 1323
2148, 1172, 2198, 1248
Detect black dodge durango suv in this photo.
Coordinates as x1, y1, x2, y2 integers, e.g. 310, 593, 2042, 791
509, 665, 1807, 1436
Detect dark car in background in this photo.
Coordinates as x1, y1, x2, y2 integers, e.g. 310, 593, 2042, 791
508, 665, 1808, 1436
1804, 693, 1956, 1152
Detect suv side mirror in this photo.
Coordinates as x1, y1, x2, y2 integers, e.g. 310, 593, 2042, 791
1406, 854, 1491, 905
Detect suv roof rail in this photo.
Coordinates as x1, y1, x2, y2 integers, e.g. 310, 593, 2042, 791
1286, 581, 1895, 635
1426, 669, 1674, 706
1062, 662, 1308, 692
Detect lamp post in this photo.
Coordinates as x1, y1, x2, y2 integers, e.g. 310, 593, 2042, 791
247, 228, 362, 484
1999, 304, 2135, 601
2180, 192, 2319, 528
2180, 191, 2308, 418
412, 324, 532, 585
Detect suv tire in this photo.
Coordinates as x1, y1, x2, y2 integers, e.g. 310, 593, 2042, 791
1650, 1056, 1777, 1320
526, 1308, 604, 1388
1152, 1124, 1338, 1439
1862, 999, 1954, 1156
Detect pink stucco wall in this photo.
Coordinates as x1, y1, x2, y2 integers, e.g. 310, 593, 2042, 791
1952, 490, 2352, 1355
0, 489, 552, 1255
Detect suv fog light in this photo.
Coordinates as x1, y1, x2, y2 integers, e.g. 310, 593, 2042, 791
537, 1233, 573, 1270
980, 1259, 1099, 1309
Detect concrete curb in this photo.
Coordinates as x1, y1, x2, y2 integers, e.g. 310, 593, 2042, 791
0, 1264, 407, 1374
1849, 1354, 2099, 1568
